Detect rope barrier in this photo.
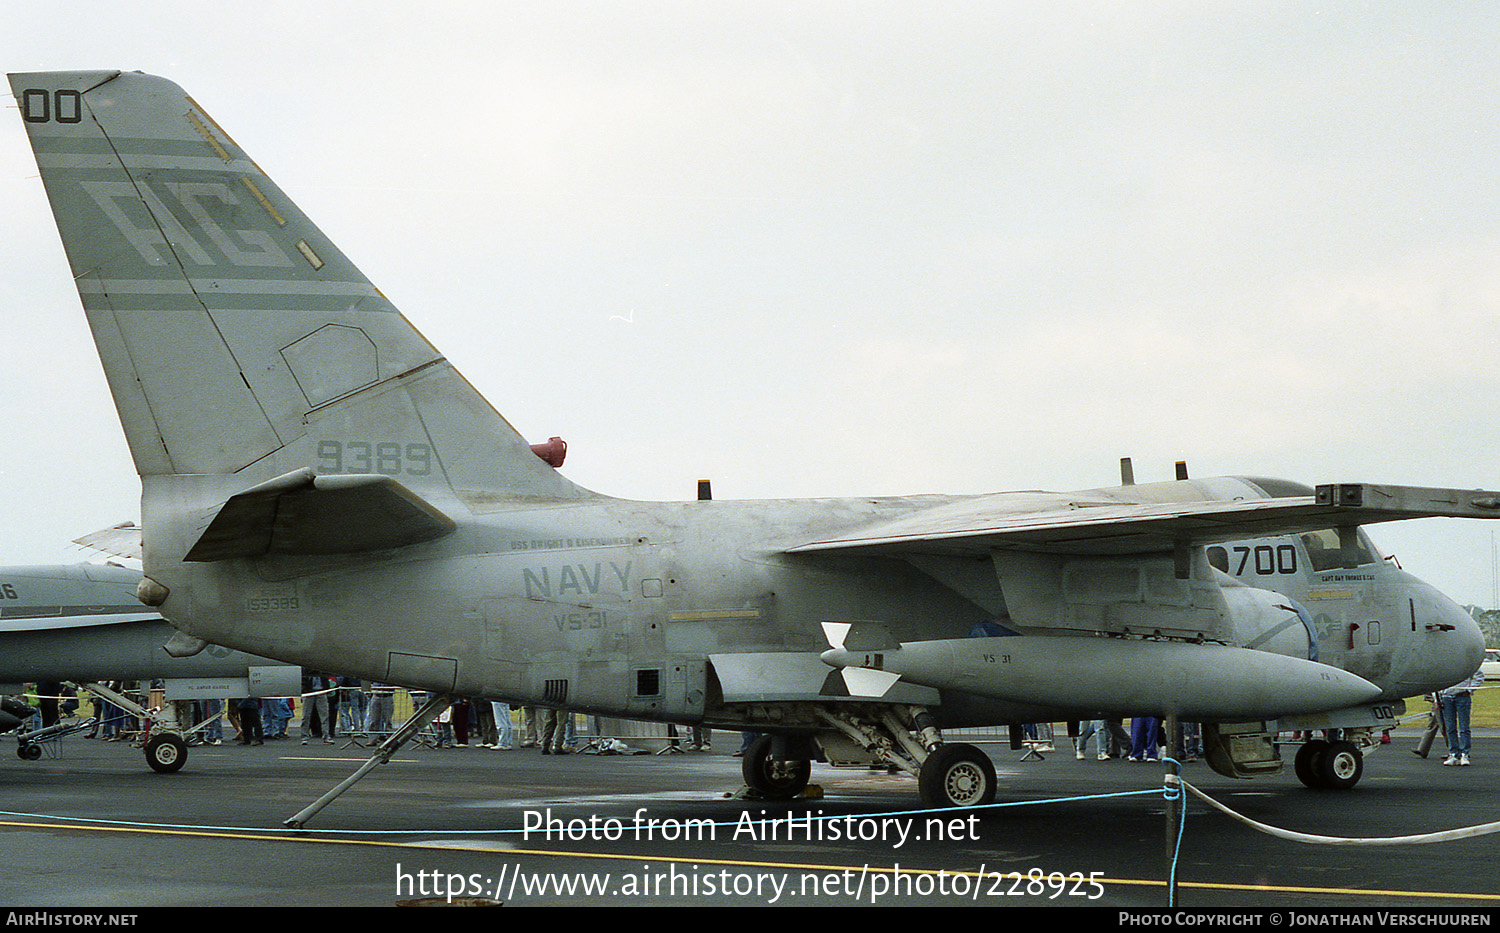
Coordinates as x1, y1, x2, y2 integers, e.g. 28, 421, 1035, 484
1180, 778, 1500, 845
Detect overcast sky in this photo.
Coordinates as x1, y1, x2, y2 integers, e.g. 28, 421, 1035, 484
3, 3, 1499, 604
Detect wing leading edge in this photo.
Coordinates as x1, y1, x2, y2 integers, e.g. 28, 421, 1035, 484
785, 483, 1500, 558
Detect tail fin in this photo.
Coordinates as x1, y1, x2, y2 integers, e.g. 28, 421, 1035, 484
10, 71, 589, 501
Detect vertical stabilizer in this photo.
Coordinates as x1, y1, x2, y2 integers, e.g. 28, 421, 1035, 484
10, 71, 590, 501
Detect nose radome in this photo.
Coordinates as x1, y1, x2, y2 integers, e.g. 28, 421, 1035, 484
1428, 591, 1485, 689
1448, 602, 1486, 679
1390, 580, 1486, 695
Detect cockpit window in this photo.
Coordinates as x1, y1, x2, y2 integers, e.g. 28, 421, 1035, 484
1300, 528, 1376, 571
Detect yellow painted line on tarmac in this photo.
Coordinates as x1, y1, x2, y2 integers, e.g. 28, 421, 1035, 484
193, 755, 421, 763
1, 818, 1495, 903
278, 757, 421, 763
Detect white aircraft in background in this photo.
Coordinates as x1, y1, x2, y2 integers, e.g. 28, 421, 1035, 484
0, 558, 297, 771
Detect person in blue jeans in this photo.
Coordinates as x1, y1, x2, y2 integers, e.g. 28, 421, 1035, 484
1440, 665, 1484, 766
491, 702, 514, 749
1130, 716, 1161, 761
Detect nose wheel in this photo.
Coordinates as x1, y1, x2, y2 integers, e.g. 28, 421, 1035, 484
145, 733, 187, 773
1293, 739, 1363, 790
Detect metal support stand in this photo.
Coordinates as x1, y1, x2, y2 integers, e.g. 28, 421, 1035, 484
15, 717, 96, 760
1164, 714, 1181, 907
656, 725, 685, 754
340, 730, 374, 750
284, 692, 451, 828
1018, 722, 1053, 761
1164, 714, 1179, 859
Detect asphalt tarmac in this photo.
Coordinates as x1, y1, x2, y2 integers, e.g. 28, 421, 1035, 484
1, 728, 1496, 910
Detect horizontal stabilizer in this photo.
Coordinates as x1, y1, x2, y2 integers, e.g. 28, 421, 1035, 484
73, 522, 143, 560
185, 469, 455, 561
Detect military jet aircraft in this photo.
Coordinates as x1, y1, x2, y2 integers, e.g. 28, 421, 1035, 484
0, 560, 297, 771
8, 71, 1491, 817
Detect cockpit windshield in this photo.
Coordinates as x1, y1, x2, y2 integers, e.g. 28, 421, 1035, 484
1299, 528, 1378, 571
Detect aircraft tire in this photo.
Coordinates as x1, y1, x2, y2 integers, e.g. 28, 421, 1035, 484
145, 734, 187, 774
742, 735, 810, 799
1293, 739, 1329, 789
1316, 740, 1363, 791
918, 743, 997, 808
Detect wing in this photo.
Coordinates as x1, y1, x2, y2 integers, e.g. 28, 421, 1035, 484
786, 483, 1500, 558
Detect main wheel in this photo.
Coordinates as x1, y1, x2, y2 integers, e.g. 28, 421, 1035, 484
1316, 740, 1363, 790
145, 733, 187, 773
918, 743, 997, 808
742, 735, 811, 799
1293, 739, 1329, 789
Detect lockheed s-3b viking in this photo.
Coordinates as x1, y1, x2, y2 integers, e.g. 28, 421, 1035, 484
9, 70, 1491, 821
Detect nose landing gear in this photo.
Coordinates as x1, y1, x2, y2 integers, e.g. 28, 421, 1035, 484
1294, 738, 1364, 790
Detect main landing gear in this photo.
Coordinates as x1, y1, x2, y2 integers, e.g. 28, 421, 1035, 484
741, 705, 997, 808
918, 743, 997, 808
742, 735, 813, 799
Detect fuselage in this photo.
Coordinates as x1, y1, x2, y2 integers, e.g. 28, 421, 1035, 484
153, 490, 986, 720
149, 477, 1485, 727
